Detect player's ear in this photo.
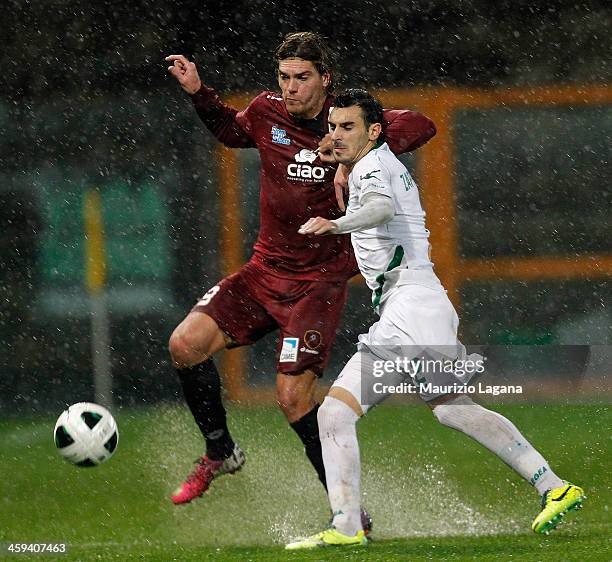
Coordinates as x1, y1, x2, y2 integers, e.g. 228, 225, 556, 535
322, 72, 331, 89
368, 123, 382, 141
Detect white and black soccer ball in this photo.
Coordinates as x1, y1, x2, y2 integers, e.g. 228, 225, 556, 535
53, 402, 119, 467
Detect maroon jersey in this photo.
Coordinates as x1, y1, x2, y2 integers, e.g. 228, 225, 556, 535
191, 86, 436, 281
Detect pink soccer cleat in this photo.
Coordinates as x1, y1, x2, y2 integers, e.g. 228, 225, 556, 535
171, 444, 245, 504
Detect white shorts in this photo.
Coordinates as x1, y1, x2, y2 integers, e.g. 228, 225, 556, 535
359, 282, 459, 352
332, 283, 474, 409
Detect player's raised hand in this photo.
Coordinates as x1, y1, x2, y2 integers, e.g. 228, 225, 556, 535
317, 133, 336, 163
165, 55, 202, 95
298, 217, 339, 236
334, 164, 350, 211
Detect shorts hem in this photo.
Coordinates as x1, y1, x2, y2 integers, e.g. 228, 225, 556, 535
277, 364, 324, 378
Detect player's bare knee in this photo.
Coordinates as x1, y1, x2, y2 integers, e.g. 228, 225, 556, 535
169, 330, 198, 368
327, 386, 363, 417
169, 313, 226, 368
276, 370, 318, 420
168, 329, 213, 368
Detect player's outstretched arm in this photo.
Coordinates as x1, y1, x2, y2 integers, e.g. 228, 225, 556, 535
165, 54, 255, 149
382, 109, 436, 155
299, 193, 395, 236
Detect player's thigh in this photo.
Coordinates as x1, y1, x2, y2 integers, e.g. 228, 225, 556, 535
192, 268, 278, 348
170, 310, 229, 363
275, 280, 348, 377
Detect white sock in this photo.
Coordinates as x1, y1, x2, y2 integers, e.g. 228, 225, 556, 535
433, 396, 565, 495
318, 396, 362, 536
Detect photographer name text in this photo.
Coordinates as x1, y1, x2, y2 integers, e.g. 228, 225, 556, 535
372, 382, 523, 396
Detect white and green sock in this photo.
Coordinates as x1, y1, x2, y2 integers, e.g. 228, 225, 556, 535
317, 396, 362, 536
433, 396, 565, 495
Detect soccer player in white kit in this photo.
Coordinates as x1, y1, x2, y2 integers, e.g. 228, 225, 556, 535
286, 89, 585, 549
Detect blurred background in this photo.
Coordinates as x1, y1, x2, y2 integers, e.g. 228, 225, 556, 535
1, 0, 610, 413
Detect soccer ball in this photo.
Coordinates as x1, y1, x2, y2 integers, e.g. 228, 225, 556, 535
53, 402, 119, 467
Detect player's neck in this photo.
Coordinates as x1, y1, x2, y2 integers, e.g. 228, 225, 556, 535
298, 100, 326, 121
347, 140, 376, 171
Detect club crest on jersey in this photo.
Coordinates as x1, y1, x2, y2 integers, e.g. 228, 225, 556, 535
303, 329, 322, 350
272, 126, 291, 145
300, 330, 322, 355
287, 149, 326, 182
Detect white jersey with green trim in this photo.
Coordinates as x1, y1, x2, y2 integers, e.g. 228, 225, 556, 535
347, 142, 439, 309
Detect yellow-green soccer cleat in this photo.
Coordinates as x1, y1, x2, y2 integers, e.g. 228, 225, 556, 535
532, 483, 586, 534
285, 528, 368, 550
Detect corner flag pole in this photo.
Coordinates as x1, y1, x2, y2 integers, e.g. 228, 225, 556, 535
83, 190, 113, 409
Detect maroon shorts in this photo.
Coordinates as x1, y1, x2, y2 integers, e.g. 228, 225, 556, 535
192, 261, 348, 377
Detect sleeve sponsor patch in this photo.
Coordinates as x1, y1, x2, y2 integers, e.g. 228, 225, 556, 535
279, 337, 299, 362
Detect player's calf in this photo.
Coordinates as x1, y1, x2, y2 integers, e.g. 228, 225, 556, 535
431, 395, 566, 493
432, 395, 587, 532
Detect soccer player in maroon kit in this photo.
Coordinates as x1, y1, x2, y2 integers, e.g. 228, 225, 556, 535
165, 33, 436, 521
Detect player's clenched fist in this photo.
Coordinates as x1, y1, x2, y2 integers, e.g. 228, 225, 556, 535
165, 55, 202, 95
298, 217, 339, 236
317, 133, 336, 164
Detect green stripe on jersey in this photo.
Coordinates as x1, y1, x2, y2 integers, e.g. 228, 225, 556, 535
372, 245, 405, 309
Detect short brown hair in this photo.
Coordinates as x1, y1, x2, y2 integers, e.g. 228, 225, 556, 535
274, 31, 337, 92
